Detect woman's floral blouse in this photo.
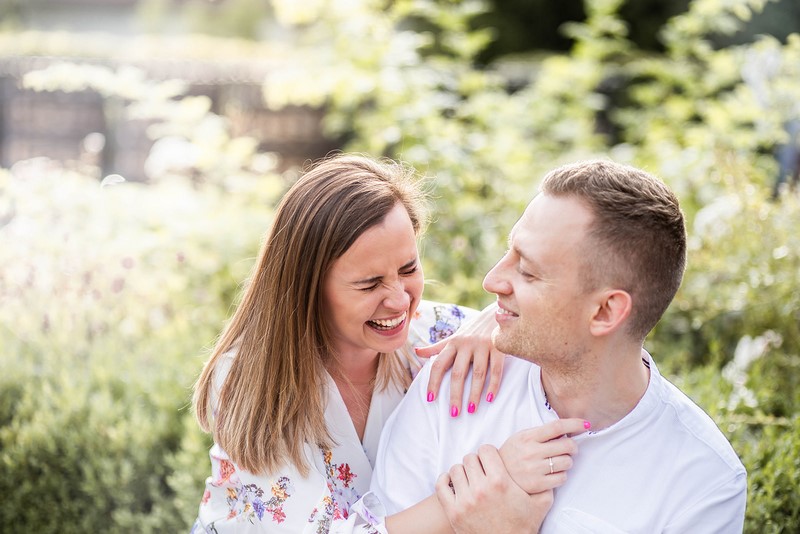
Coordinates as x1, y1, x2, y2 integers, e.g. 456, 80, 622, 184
192, 300, 476, 533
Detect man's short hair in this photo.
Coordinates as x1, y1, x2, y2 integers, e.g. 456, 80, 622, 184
540, 160, 687, 340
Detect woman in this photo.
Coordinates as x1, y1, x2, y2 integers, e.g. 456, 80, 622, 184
191, 155, 569, 533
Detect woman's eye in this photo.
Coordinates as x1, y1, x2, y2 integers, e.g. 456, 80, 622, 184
401, 265, 418, 276
360, 284, 379, 292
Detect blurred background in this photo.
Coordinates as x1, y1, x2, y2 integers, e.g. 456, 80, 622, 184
1, 0, 799, 531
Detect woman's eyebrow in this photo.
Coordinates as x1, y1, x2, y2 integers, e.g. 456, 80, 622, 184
353, 275, 381, 286
352, 258, 417, 285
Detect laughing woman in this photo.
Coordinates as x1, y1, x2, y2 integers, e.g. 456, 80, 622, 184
191, 155, 507, 533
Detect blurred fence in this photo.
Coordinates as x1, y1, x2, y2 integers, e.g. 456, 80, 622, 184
0, 56, 339, 180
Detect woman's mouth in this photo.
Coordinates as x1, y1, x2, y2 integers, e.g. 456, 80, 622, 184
367, 311, 407, 333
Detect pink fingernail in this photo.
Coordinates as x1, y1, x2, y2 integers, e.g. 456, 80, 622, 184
584, 420, 591, 430
427, 391, 435, 403
467, 402, 476, 414
486, 392, 494, 403
450, 405, 459, 417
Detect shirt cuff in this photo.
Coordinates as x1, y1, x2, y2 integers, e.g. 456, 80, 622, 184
329, 491, 389, 534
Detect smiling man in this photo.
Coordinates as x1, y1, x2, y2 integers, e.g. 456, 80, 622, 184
367, 160, 747, 533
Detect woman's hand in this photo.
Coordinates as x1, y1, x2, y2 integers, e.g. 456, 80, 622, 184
416, 303, 505, 417
500, 418, 589, 494
435, 444, 552, 534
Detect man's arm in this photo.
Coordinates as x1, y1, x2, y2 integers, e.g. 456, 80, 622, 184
664, 471, 747, 534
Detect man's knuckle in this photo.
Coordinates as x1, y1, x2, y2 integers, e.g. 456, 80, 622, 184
477, 444, 494, 456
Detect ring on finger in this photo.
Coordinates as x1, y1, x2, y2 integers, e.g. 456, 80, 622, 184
548, 456, 554, 475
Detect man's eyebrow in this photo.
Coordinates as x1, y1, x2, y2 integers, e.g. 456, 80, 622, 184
513, 244, 534, 265
507, 233, 537, 268
353, 258, 417, 285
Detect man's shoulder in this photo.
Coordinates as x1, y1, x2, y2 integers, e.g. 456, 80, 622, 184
654, 373, 746, 476
410, 355, 539, 422
419, 353, 537, 389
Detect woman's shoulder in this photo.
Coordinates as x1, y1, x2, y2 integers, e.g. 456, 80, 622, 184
208, 349, 238, 413
409, 300, 478, 346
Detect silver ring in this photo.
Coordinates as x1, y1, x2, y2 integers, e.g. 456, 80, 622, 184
548, 457, 554, 474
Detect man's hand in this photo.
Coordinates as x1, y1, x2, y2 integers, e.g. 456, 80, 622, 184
436, 445, 552, 534
500, 418, 589, 493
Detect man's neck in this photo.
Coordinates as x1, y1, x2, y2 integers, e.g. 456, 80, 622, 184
541, 346, 650, 431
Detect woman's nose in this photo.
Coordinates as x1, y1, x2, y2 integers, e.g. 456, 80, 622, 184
383, 280, 411, 309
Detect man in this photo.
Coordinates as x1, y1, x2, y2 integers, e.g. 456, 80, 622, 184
370, 160, 747, 533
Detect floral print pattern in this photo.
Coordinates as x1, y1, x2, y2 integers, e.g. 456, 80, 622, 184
204, 457, 294, 527
308, 449, 361, 532
428, 304, 466, 343
231, 477, 292, 524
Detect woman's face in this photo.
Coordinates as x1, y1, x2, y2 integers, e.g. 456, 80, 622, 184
322, 202, 424, 361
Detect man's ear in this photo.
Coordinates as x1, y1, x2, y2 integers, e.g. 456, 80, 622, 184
589, 289, 632, 337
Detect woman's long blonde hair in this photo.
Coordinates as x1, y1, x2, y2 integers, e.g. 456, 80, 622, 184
193, 154, 427, 476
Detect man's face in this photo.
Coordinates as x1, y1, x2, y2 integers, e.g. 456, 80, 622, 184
482, 193, 596, 370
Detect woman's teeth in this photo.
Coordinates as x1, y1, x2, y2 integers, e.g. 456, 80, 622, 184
369, 311, 407, 329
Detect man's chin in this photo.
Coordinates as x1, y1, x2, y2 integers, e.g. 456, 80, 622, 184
492, 333, 513, 356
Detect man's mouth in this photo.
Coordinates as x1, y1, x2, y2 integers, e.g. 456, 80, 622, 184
497, 305, 518, 317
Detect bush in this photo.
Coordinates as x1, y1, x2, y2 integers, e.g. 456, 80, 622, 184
1, 0, 799, 530
738, 415, 800, 532
0, 158, 280, 532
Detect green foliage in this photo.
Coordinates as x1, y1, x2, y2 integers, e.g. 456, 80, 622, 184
0, 114, 280, 530
182, 0, 272, 40
736, 416, 800, 533
2, 0, 800, 530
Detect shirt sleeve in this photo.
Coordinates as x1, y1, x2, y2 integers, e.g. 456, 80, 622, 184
664, 470, 747, 534
194, 443, 342, 533
328, 492, 390, 534
196, 354, 356, 533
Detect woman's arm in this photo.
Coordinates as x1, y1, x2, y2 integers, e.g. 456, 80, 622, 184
385, 453, 547, 534
360, 418, 588, 534
197, 442, 356, 534
435, 445, 552, 534
385, 495, 453, 534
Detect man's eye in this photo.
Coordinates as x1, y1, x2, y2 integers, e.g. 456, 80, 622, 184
360, 284, 379, 292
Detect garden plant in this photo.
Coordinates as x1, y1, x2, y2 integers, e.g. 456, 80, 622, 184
0, 0, 798, 531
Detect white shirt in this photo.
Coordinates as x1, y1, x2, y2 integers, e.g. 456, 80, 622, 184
370, 353, 747, 534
